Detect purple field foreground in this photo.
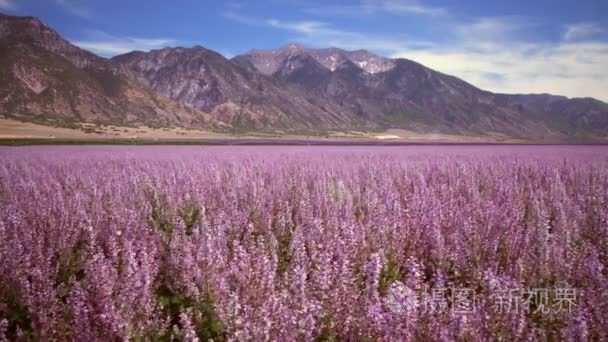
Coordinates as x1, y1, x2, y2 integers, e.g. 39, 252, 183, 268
1, 146, 607, 340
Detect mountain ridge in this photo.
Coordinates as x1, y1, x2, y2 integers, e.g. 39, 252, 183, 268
1, 13, 607, 140
234, 45, 608, 138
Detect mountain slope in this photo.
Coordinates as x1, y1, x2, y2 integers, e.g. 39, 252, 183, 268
242, 47, 539, 135
112, 46, 368, 130
239, 45, 608, 139
0, 14, 223, 129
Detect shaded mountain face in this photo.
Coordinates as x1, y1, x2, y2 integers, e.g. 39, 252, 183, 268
0, 14, 223, 129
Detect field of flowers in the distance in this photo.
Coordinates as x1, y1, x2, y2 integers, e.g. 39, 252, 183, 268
1, 145, 607, 341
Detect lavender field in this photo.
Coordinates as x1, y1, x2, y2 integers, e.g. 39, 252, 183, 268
0, 146, 607, 341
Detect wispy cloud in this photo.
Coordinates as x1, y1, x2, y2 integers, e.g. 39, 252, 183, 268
56, 0, 91, 19
303, 0, 446, 17
563, 22, 604, 41
224, 11, 429, 53
0, 0, 17, 11
265, 19, 343, 35
71, 30, 182, 57
371, 0, 446, 16
222, 10, 260, 26
457, 16, 535, 43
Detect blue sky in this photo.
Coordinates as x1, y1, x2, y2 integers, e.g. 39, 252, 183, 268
2, 0, 607, 101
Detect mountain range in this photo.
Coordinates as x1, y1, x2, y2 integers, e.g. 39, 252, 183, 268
1, 13, 607, 140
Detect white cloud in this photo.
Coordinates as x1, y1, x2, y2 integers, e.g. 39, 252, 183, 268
391, 19, 608, 101
71, 31, 181, 57
56, 0, 91, 19
0, 0, 17, 10
563, 22, 604, 41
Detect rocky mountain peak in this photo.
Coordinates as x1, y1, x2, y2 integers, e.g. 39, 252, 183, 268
344, 49, 395, 74
240, 43, 396, 75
